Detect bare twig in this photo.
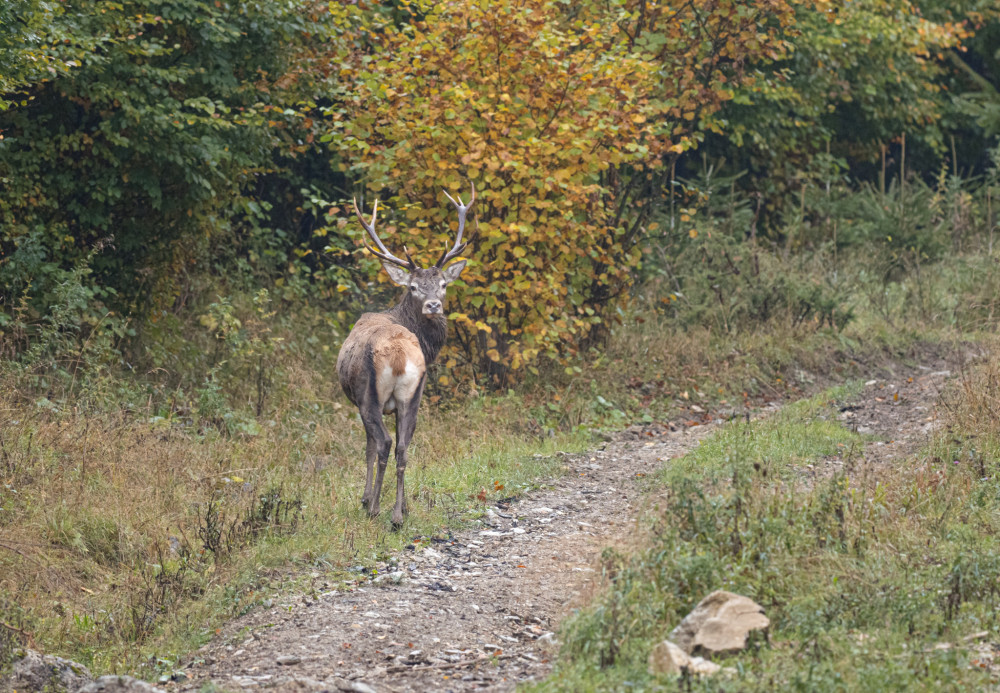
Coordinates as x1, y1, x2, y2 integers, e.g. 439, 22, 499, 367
0, 619, 35, 647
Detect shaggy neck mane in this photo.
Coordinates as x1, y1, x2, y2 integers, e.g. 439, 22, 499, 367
388, 291, 447, 365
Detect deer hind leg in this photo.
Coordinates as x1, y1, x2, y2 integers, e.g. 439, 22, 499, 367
360, 430, 377, 508
391, 373, 426, 527
360, 399, 393, 519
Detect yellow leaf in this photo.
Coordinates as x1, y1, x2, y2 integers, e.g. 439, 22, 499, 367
689, 229, 698, 239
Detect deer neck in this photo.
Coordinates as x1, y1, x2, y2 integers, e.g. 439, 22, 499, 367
389, 293, 448, 365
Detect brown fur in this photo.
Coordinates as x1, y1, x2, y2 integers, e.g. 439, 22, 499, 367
386, 341, 410, 377
336, 314, 424, 407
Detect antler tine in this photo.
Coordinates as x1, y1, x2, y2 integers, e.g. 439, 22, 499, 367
353, 197, 414, 269
402, 245, 417, 267
436, 182, 476, 268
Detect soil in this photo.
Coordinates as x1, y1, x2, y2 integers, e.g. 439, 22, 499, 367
171, 349, 974, 693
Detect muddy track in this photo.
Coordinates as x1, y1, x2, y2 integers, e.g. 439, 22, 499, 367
173, 352, 968, 693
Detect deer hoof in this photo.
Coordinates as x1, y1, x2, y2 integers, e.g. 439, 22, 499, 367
391, 512, 405, 528
360, 496, 371, 508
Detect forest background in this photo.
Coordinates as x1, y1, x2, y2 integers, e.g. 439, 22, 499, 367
2, 0, 1000, 687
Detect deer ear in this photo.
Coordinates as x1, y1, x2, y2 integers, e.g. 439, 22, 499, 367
441, 259, 467, 284
382, 263, 411, 286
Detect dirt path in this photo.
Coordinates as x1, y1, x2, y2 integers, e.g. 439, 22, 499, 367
172, 421, 719, 693
173, 351, 968, 693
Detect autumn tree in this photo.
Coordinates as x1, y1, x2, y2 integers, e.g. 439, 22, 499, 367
327, 0, 798, 386
698, 0, 985, 207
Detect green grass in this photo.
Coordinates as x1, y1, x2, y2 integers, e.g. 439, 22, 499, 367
665, 383, 863, 481
533, 376, 1000, 692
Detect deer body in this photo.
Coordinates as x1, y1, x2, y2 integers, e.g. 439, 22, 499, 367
337, 311, 437, 415
337, 188, 473, 527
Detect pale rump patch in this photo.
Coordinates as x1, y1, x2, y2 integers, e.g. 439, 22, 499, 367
377, 365, 398, 413
377, 359, 423, 414
394, 360, 423, 401
373, 329, 424, 415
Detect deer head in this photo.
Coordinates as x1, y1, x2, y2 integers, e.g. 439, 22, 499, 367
352, 185, 474, 316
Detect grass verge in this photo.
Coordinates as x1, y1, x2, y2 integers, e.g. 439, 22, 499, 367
533, 351, 1000, 691
0, 389, 587, 678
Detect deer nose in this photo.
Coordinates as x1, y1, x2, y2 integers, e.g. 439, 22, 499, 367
423, 300, 443, 315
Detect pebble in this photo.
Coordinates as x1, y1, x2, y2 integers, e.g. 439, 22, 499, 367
276, 655, 301, 666
537, 632, 558, 648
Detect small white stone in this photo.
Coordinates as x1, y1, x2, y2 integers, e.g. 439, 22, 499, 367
537, 632, 559, 650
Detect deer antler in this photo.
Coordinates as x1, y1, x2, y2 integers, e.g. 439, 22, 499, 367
353, 197, 415, 270
436, 183, 476, 268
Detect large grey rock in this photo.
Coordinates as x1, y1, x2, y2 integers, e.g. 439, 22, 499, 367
648, 640, 729, 678
78, 676, 166, 693
670, 590, 769, 654
2, 649, 93, 692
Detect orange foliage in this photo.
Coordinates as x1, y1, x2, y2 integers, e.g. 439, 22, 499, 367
326, 0, 797, 386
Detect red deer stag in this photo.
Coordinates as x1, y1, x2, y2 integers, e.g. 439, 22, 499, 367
337, 187, 474, 526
